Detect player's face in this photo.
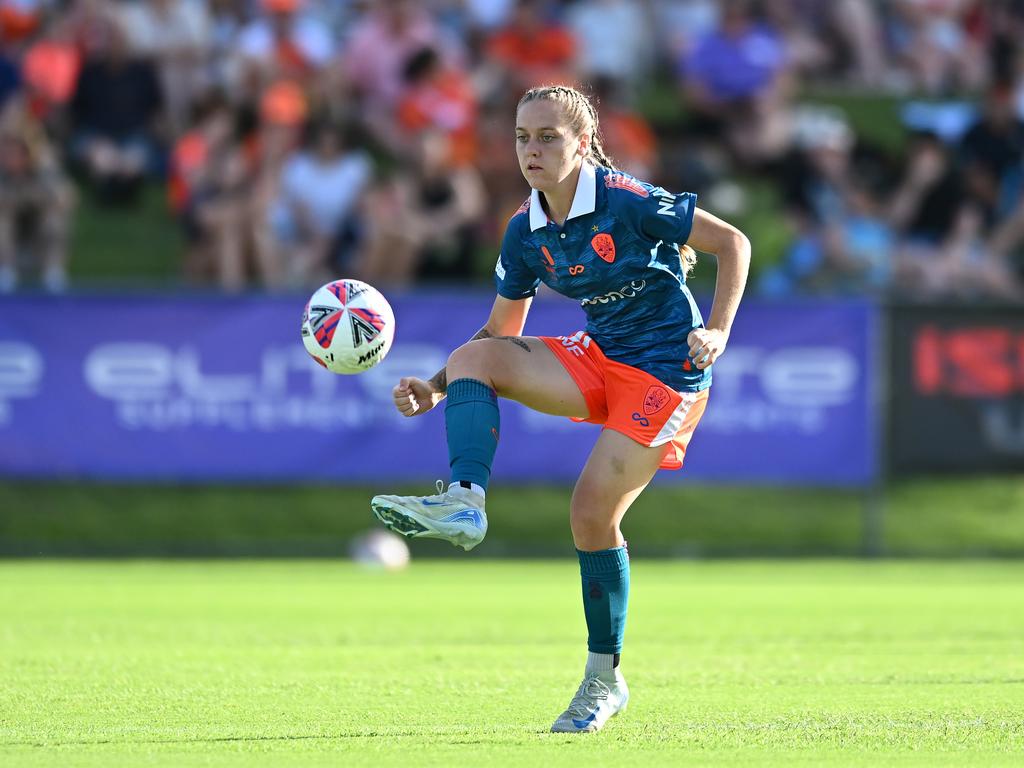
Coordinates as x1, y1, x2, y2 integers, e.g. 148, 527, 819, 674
515, 100, 587, 192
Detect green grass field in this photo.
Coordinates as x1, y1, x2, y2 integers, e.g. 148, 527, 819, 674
3, 476, 1023, 557
2, 560, 1022, 767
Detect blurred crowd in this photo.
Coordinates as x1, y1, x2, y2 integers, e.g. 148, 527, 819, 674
1, 0, 1023, 301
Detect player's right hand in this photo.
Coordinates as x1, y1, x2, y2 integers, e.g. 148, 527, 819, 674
393, 377, 443, 417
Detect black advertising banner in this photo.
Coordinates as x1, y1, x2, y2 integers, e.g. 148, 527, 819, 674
889, 304, 1024, 473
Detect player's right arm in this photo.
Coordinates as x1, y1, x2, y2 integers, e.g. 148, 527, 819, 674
393, 295, 533, 417
392, 210, 539, 418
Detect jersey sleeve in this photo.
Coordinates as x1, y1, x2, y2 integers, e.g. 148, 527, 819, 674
615, 183, 698, 246
494, 220, 540, 300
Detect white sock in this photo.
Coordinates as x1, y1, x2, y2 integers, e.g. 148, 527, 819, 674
585, 651, 616, 674
449, 482, 485, 499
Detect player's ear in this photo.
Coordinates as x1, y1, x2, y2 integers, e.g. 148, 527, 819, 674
577, 131, 590, 158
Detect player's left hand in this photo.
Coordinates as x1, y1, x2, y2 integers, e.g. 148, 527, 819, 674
687, 327, 728, 370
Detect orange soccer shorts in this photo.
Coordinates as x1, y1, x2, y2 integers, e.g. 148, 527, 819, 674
540, 331, 710, 470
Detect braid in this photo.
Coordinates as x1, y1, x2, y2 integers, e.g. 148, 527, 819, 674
518, 84, 615, 170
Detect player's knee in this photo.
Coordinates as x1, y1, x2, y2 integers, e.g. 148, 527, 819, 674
569, 496, 616, 545
447, 339, 499, 383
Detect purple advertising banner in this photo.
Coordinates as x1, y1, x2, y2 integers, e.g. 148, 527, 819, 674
0, 293, 876, 485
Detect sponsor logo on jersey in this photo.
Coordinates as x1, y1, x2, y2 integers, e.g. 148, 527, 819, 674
643, 385, 671, 415
604, 172, 649, 197
569, 264, 585, 275
495, 255, 506, 280
655, 190, 677, 217
580, 280, 646, 306
591, 233, 616, 263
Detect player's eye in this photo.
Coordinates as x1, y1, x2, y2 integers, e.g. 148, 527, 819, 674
541, 135, 555, 142
515, 135, 527, 143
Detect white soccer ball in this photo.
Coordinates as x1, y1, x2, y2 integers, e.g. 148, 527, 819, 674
349, 530, 411, 571
301, 279, 395, 374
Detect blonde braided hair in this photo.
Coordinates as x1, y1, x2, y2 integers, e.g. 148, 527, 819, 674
517, 85, 615, 170
517, 85, 698, 278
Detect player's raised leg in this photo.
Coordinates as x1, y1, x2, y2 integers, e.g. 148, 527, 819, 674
371, 336, 588, 550
551, 429, 663, 732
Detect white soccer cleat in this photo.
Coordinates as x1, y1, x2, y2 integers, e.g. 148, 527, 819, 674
371, 481, 487, 552
550, 670, 629, 733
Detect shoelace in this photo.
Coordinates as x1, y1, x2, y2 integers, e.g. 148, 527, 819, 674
565, 675, 611, 718
434, 479, 446, 496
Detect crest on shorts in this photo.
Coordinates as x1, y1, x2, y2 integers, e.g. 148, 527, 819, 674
643, 385, 671, 415
591, 233, 616, 263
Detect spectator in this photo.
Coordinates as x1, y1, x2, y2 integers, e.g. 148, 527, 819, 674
959, 82, 1024, 227
888, 0, 987, 94
264, 118, 372, 288
0, 107, 74, 293
486, 0, 575, 92
342, 0, 455, 119
235, 0, 334, 90
118, 0, 212, 135
680, 0, 791, 166
0, 0, 43, 45
566, 0, 651, 85
360, 130, 485, 286
170, 91, 260, 292
0, 40, 19, 110
396, 46, 477, 167
760, 109, 892, 296
20, 12, 82, 134
70, 15, 164, 204
887, 132, 981, 298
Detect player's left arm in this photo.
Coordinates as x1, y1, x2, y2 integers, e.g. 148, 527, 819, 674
685, 207, 751, 370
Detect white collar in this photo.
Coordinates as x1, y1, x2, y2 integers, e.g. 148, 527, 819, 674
528, 161, 597, 232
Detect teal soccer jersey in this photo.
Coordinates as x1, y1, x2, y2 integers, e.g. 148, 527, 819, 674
495, 162, 710, 392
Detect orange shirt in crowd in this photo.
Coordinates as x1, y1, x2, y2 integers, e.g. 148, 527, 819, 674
397, 69, 478, 166
0, 3, 40, 43
22, 40, 81, 117
486, 25, 575, 83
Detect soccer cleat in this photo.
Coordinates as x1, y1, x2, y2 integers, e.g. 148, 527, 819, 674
371, 481, 487, 551
550, 669, 629, 733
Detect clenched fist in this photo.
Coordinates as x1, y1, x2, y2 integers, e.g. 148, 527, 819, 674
392, 377, 445, 417
687, 327, 729, 370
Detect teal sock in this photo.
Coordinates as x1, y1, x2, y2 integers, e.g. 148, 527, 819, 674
444, 378, 500, 490
577, 546, 630, 655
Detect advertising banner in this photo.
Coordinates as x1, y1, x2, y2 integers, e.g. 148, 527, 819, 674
0, 293, 876, 485
889, 304, 1024, 473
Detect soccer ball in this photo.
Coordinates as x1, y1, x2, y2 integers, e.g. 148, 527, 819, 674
301, 279, 395, 374
349, 529, 411, 570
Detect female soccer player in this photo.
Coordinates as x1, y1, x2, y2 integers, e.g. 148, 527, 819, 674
372, 85, 750, 733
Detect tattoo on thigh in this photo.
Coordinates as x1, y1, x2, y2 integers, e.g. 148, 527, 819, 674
497, 336, 531, 352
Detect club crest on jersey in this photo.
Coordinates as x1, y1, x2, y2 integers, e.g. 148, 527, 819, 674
349, 307, 386, 347
643, 385, 671, 415
591, 233, 616, 263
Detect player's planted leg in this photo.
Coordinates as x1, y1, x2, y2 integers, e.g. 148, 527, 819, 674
551, 430, 663, 733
